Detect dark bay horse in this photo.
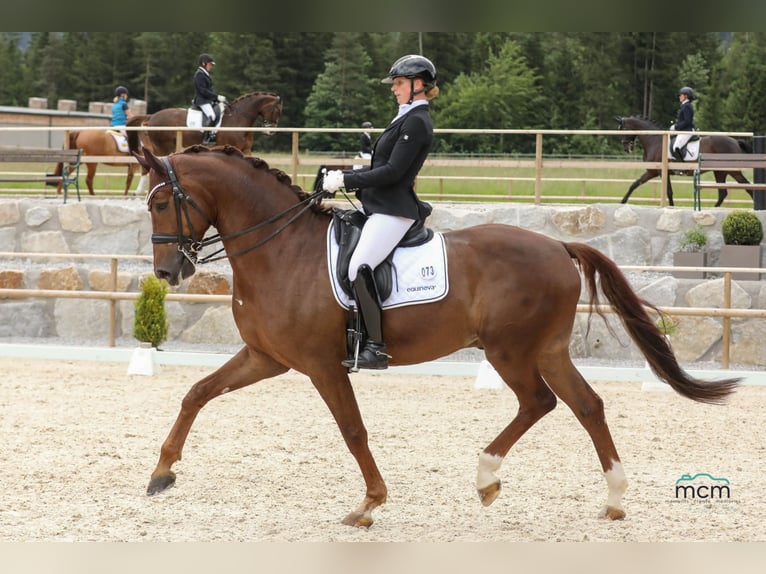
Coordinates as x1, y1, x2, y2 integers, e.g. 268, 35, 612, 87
127, 92, 282, 156
615, 115, 753, 207
54, 130, 138, 195
134, 145, 739, 528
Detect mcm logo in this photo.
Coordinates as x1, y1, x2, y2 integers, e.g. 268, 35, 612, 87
674, 472, 731, 500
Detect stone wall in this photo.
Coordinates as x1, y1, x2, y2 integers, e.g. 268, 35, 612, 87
1, 198, 765, 366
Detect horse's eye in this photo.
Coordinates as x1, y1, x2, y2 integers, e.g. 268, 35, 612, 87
154, 201, 169, 213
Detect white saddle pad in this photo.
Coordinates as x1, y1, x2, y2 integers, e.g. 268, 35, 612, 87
326, 221, 449, 310
186, 108, 203, 129
107, 131, 129, 153
667, 138, 700, 161
186, 103, 224, 130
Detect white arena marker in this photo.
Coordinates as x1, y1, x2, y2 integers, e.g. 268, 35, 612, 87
474, 360, 505, 390
127, 342, 160, 376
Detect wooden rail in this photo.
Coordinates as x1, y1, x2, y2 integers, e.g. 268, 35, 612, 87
0, 125, 758, 207
0, 252, 764, 368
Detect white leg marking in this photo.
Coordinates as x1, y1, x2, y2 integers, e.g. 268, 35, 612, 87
476, 452, 503, 490
604, 460, 628, 509
135, 174, 148, 195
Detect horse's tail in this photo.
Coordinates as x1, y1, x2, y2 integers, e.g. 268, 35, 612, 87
737, 139, 753, 153
564, 241, 739, 404
126, 114, 151, 154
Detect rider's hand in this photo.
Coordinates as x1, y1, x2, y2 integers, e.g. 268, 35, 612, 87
322, 170, 345, 195
217, 95, 227, 103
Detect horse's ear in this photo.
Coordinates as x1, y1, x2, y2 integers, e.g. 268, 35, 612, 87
132, 150, 149, 171
133, 148, 166, 175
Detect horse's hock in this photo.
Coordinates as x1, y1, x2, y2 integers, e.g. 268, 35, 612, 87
1, 198, 766, 366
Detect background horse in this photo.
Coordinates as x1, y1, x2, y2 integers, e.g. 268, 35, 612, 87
54, 130, 138, 196
134, 145, 738, 528
615, 115, 753, 207
127, 91, 281, 156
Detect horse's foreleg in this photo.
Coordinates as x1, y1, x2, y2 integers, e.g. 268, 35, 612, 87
147, 346, 288, 496
622, 171, 657, 204
310, 370, 387, 528
475, 357, 557, 508
539, 354, 627, 520
666, 177, 674, 206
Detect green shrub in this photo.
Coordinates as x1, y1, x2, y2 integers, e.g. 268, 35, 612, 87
677, 225, 708, 252
721, 211, 764, 246
133, 274, 169, 347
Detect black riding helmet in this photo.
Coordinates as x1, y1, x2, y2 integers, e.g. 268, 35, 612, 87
678, 86, 695, 100
199, 53, 216, 66
382, 55, 437, 104
382, 54, 436, 85
114, 86, 128, 97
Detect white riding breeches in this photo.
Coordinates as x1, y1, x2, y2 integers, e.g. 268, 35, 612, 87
200, 103, 216, 122
673, 132, 692, 151
348, 213, 416, 282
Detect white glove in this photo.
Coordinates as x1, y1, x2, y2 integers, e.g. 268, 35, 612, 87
322, 170, 345, 194
217, 95, 227, 103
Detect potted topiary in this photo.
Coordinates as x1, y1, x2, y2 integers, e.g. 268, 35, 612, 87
128, 274, 169, 375
673, 225, 708, 279
719, 210, 764, 280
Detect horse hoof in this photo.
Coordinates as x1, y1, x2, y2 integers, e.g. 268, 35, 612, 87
477, 480, 501, 507
599, 505, 626, 520
341, 511, 373, 528
146, 474, 176, 496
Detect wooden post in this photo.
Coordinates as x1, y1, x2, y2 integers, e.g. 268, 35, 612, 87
175, 130, 183, 152
109, 257, 118, 347
722, 272, 731, 368
534, 132, 543, 205
291, 131, 299, 182
660, 132, 669, 207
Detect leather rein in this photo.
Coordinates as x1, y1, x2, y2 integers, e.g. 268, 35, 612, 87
146, 156, 324, 265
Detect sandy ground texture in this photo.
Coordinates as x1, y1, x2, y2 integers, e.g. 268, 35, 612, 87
0, 356, 764, 543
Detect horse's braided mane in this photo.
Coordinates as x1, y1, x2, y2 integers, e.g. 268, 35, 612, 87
231, 91, 279, 105
628, 115, 664, 130
181, 145, 330, 215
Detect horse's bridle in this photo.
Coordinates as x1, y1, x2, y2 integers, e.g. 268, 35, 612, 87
615, 119, 636, 153
146, 155, 323, 265
262, 96, 282, 128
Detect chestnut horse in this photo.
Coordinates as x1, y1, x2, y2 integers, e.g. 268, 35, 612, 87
54, 130, 139, 196
134, 145, 738, 528
126, 91, 282, 156
615, 115, 753, 207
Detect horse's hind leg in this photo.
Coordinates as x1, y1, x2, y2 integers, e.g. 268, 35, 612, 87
147, 346, 288, 495
538, 351, 627, 520
85, 164, 97, 195
716, 170, 750, 207
475, 354, 557, 507
124, 164, 134, 195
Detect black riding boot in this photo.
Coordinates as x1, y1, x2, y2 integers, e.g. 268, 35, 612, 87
202, 130, 217, 145
672, 147, 684, 162
201, 114, 217, 145
341, 264, 390, 370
